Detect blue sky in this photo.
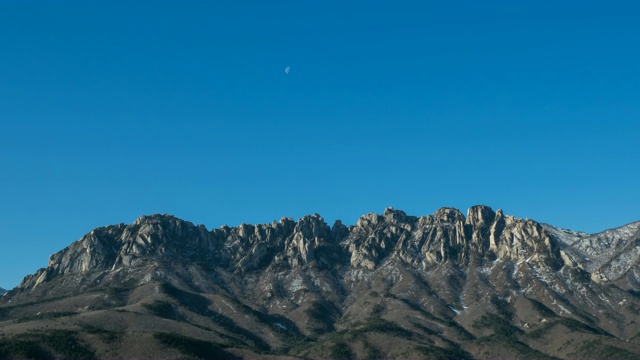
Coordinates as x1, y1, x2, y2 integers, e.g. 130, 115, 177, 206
1, 1, 639, 288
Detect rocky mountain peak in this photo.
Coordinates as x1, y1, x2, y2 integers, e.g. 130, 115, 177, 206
278, 216, 295, 227
355, 207, 417, 230
429, 207, 465, 224
283, 215, 336, 267
293, 214, 330, 237
355, 212, 381, 227
381, 206, 415, 224
132, 213, 181, 226
15, 206, 576, 292
465, 205, 496, 229
5, 207, 640, 360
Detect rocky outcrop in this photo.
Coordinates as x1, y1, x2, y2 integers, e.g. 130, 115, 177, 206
284, 214, 334, 267
17, 206, 640, 299
15, 206, 578, 291
5, 206, 640, 360
346, 207, 416, 269
12, 205, 579, 295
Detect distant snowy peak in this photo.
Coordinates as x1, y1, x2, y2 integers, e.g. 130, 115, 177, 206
565, 221, 640, 280
534, 222, 640, 285
540, 223, 590, 248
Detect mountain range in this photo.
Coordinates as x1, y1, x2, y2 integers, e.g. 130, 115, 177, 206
1, 205, 640, 359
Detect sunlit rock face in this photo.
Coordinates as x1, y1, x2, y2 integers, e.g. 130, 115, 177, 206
12, 206, 587, 292
6, 206, 640, 360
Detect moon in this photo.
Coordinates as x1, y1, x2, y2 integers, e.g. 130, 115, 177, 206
284, 66, 290, 74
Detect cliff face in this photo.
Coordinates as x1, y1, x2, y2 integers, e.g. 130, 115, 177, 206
17, 206, 570, 291
4, 206, 640, 360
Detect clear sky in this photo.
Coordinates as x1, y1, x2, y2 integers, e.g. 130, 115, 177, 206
1, 1, 639, 289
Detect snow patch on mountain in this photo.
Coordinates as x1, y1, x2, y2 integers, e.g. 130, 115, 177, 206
565, 221, 640, 277
541, 223, 589, 248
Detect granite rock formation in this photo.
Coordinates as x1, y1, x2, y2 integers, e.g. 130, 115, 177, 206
2, 206, 640, 359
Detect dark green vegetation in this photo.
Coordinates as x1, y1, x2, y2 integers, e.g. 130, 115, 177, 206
527, 317, 612, 339
327, 340, 356, 360
79, 324, 124, 344
142, 300, 179, 320
158, 283, 271, 350
220, 294, 311, 352
527, 297, 556, 318
357, 316, 413, 338
475, 333, 557, 360
303, 300, 339, 335
471, 308, 626, 360
415, 344, 473, 360
473, 313, 523, 339
290, 293, 472, 359
0, 335, 51, 360
160, 282, 312, 350
153, 332, 240, 360
490, 294, 513, 320
2, 277, 639, 360
573, 339, 640, 359
2, 286, 639, 359
393, 295, 474, 340
0, 329, 94, 360
473, 313, 557, 359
